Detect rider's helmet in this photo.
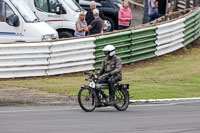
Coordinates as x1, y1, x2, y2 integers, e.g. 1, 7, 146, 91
102, 45, 115, 56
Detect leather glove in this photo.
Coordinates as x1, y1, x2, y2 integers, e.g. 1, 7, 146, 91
108, 72, 112, 77
95, 72, 101, 77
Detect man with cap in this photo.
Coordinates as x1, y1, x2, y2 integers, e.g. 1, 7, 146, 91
86, 1, 104, 34
86, 9, 103, 35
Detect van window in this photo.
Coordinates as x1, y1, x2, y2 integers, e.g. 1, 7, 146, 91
0, 1, 16, 23
63, 0, 82, 12
6, 3, 15, 21
49, 0, 59, 13
34, 0, 48, 12
34, 0, 65, 13
10, 0, 38, 23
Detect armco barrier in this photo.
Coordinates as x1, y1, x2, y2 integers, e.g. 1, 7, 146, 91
0, 7, 199, 78
0, 42, 52, 78
130, 27, 157, 62
0, 37, 96, 78
194, 8, 200, 39
155, 18, 185, 56
183, 8, 200, 46
94, 31, 132, 69
47, 37, 96, 75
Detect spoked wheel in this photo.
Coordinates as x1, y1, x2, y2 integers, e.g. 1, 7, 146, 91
114, 89, 129, 111
78, 87, 96, 112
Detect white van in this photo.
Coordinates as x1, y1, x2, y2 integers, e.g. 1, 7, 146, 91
24, 0, 84, 38
0, 0, 58, 43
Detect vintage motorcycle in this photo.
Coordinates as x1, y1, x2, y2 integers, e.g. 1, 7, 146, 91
78, 71, 130, 112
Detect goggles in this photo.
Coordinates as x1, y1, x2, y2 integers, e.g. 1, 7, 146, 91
104, 51, 110, 55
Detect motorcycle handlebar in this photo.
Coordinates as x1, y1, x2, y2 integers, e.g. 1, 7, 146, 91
84, 71, 112, 81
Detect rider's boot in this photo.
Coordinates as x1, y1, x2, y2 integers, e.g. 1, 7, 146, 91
108, 96, 115, 105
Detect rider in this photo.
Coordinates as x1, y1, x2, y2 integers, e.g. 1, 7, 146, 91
96, 45, 122, 104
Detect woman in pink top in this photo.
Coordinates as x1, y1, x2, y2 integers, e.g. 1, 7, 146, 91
118, 1, 132, 30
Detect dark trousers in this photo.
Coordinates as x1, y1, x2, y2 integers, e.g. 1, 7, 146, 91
96, 75, 121, 98
148, 11, 160, 22
118, 25, 129, 30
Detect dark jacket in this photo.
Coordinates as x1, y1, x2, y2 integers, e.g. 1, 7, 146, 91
86, 9, 105, 25
99, 55, 122, 78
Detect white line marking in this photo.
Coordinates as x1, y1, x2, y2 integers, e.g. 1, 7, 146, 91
131, 100, 200, 107
130, 97, 200, 103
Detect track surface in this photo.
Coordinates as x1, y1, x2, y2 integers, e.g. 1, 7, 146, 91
0, 100, 200, 133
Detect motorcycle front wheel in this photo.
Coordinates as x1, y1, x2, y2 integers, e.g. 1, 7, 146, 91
78, 87, 96, 112
114, 89, 129, 111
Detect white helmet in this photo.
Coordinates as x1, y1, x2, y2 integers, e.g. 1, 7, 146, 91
102, 45, 115, 56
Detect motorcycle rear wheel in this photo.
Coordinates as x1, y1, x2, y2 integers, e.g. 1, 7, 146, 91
78, 87, 96, 112
114, 89, 129, 111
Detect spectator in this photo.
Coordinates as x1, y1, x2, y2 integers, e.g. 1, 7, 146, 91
148, 0, 160, 22
118, 0, 132, 30
86, 9, 102, 35
156, 0, 171, 17
74, 12, 87, 37
86, 1, 104, 34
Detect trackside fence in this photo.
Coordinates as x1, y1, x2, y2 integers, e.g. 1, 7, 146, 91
155, 18, 185, 56
94, 31, 132, 69
47, 37, 96, 75
0, 42, 51, 78
183, 7, 200, 46
0, 7, 199, 78
130, 27, 157, 62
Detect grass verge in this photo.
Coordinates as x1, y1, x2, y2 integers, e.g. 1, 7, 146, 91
1, 40, 200, 100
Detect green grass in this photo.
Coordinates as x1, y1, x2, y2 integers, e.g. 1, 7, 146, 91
1, 44, 200, 100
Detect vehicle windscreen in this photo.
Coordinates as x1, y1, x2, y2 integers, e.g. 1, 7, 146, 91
10, 0, 38, 23
63, 0, 83, 12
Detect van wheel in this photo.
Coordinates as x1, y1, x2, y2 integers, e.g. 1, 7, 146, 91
58, 31, 73, 38
103, 16, 114, 32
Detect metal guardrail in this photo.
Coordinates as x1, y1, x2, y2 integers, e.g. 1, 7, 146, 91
47, 38, 96, 75
174, 0, 200, 10
155, 18, 185, 56
0, 7, 199, 78
94, 31, 132, 68
183, 8, 200, 46
0, 38, 96, 78
0, 42, 52, 78
130, 27, 157, 62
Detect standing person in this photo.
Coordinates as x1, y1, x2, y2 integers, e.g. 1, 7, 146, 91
74, 12, 87, 37
156, 0, 171, 17
118, 0, 132, 30
148, 0, 160, 22
86, 9, 102, 35
96, 45, 122, 105
86, 1, 104, 34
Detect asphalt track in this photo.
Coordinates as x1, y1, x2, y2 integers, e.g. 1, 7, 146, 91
0, 100, 200, 133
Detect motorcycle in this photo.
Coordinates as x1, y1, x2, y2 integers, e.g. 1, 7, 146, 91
78, 71, 130, 112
